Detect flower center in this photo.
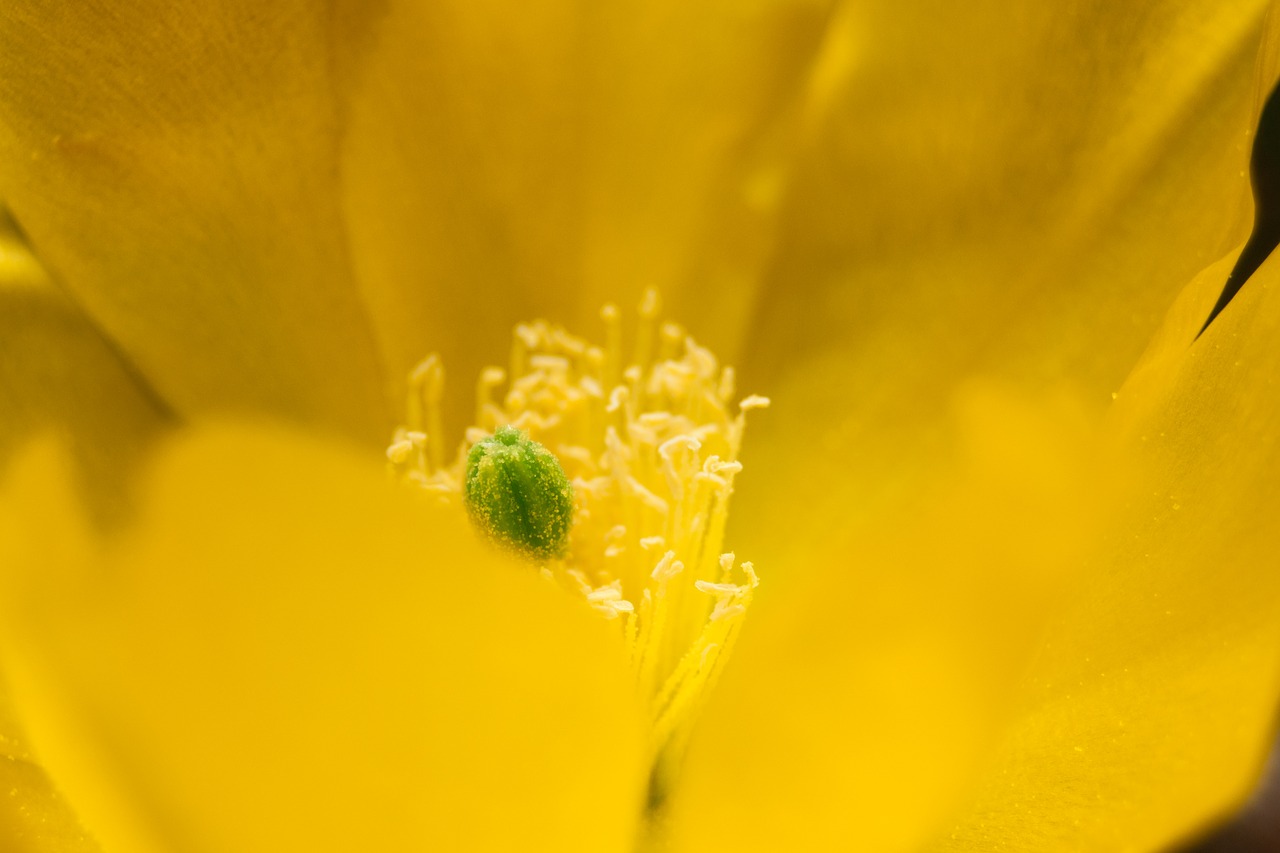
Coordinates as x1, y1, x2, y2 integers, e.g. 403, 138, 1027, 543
385, 289, 768, 810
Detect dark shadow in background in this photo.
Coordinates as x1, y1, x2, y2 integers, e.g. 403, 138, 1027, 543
1175, 736, 1280, 852
1199, 76, 1280, 336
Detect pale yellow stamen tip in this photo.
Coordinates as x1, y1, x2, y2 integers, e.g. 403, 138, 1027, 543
639, 287, 661, 317
385, 439, 413, 465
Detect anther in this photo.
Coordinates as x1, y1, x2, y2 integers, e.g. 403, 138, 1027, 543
408, 355, 445, 472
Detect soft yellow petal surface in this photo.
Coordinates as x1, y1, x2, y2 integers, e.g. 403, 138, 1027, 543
0, 425, 646, 852
669, 381, 1110, 852
332, 0, 834, 426
0, 213, 169, 526
740, 0, 1270, 555
929, 242, 1280, 851
671, 4, 1278, 849
0, 3, 388, 443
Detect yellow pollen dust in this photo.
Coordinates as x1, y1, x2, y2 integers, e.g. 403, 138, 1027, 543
386, 289, 768, 799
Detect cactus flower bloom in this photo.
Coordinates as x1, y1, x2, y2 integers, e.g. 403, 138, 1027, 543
2, 1, 1280, 852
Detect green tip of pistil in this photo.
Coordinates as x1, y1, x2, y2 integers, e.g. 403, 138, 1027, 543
464, 426, 574, 561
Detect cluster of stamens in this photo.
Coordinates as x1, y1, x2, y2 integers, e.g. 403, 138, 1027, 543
386, 290, 768, 799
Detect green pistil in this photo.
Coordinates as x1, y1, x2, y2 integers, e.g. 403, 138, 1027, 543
464, 426, 574, 561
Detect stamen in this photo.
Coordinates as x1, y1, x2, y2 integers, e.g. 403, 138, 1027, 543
474, 366, 506, 429
601, 303, 622, 391
407, 355, 445, 472
385, 291, 770, 814
634, 288, 661, 370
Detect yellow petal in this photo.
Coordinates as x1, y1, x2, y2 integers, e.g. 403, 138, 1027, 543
929, 243, 1280, 848
759, 0, 1266, 389
738, 0, 1271, 559
671, 8, 1280, 845
332, 0, 834, 426
0, 4, 389, 443
0, 214, 169, 526
0, 425, 646, 852
671, 247, 1280, 851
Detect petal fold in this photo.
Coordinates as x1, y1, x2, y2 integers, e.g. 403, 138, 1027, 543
0, 213, 169, 526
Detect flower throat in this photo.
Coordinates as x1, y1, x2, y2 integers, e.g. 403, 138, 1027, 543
385, 290, 768, 811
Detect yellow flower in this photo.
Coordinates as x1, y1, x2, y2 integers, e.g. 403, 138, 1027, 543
3, 1, 1280, 852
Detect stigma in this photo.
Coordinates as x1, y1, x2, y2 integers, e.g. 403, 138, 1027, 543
464, 426, 574, 560
385, 289, 768, 804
